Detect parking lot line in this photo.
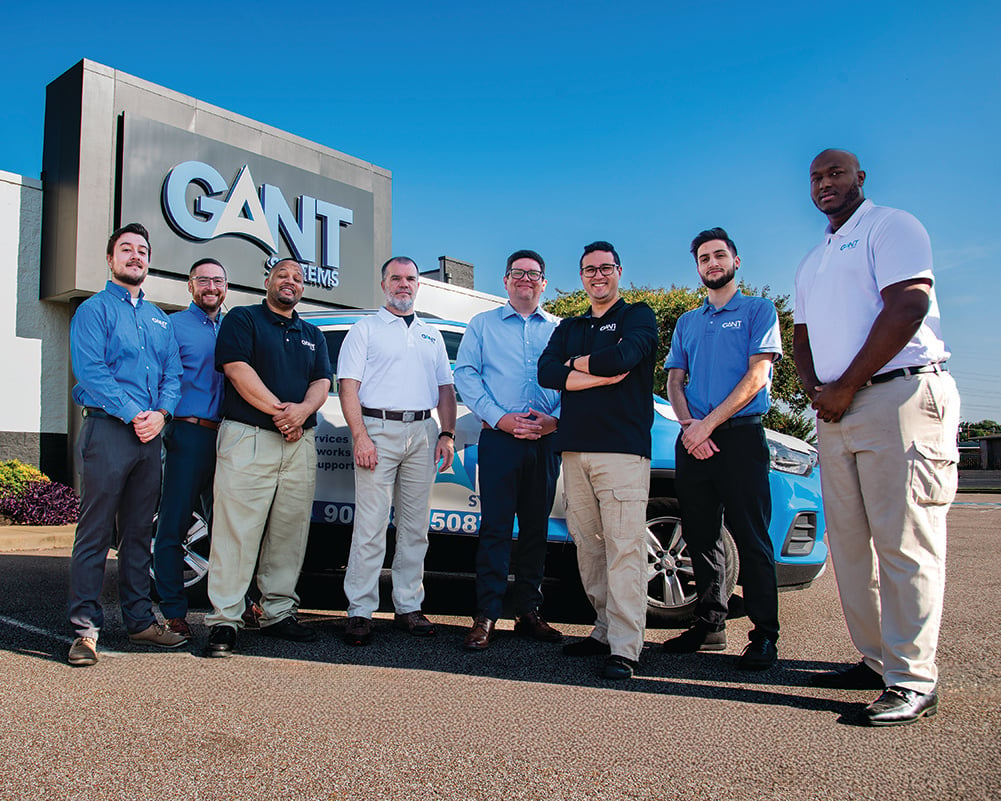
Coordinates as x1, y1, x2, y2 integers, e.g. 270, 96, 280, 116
0, 614, 126, 657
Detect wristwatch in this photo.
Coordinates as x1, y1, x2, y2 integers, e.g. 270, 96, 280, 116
158, 409, 172, 424
438, 431, 455, 441
569, 356, 576, 371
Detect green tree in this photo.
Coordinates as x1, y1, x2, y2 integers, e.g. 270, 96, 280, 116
543, 282, 815, 441
959, 420, 1001, 440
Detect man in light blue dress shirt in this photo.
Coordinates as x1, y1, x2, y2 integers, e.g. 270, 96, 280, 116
454, 249, 563, 650
153, 258, 228, 639
67, 223, 185, 666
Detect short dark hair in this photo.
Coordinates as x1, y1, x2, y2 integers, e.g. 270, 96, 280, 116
690, 227, 737, 261
580, 241, 619, 269
505, 249, 545, 275
189, 257, 227, 279
380, 256, 418, 280
106, 222, 151, 258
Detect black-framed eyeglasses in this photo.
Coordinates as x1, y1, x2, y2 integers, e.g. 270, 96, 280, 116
192, 277, 227, 287
580, 263, 618, 278
506, 268, 545, 282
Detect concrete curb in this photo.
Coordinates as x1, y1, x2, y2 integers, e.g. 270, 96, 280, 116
0, 525, 76, 552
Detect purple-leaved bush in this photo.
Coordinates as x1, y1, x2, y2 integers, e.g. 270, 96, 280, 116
0, 480, 79, 525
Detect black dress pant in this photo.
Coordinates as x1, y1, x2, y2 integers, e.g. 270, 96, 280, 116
674, 423, 779, 642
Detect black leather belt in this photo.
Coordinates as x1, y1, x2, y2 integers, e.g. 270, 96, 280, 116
362, 407, 432, 422
715, 414, 762, 431
864, 363, 947, 388
83, 407, 122, 423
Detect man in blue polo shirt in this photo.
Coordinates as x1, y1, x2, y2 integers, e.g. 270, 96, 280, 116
153, 258, 228, 639
204, 259, 331, 657
662, 227, 783, 671
67, 222, 185, 667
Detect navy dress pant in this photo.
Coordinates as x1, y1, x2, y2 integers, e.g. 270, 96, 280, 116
674, 423, 779, 642
154, 420, 217, 619
474, 429, 560, 621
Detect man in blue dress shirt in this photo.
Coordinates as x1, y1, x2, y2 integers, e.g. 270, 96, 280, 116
67, 223, 185, 667
662, 227, 783, 671
454, 250, 563, 650
153, 258, 228, 639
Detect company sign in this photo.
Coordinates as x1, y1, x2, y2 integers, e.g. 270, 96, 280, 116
119, 113, 379, 307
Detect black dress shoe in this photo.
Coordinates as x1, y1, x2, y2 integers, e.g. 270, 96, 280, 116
602, 655, 638, 680
260, 616, 318, 642
562, 637, 611, 657
810, 660, 884, 689
738, 637, 777, 671
862, 686, 938, 726
207, 624, 237, 658
662, 624, 726, 653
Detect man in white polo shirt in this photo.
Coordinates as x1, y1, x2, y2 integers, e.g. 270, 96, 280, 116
337, 257, 457, 646
793, 149, 959, 726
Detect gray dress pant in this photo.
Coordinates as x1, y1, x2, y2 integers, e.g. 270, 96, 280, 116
68, 416, 162, 639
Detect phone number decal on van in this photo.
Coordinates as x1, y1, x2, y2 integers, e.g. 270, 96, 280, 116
429, 509, 481, 534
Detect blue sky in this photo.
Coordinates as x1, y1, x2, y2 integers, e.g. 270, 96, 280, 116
2, 1, 998, 420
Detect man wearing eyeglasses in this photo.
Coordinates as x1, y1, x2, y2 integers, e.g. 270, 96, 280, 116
153, 258, 228, 640
538, 241, 658, 680
454, 250, 563, 651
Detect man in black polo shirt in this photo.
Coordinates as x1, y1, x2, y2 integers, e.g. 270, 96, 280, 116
204, 259, 331, 657
538, 241, 658, 680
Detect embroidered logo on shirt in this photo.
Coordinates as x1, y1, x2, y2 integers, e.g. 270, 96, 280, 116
721, 321, 742, 330
420, 333, 438, 344
840, 239, 860, 251
151, 317, 169, 329
599, 323, 617, 332
301, 339, 316, 351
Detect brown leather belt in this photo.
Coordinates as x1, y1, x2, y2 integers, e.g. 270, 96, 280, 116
176, 416, 220, 431
362, 407, 432, 422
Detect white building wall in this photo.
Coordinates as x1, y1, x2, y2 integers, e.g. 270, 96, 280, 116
0, 170, 71, 447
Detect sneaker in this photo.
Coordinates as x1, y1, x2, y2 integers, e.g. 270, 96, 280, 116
738, 637, 778, 671
165, 617, 192, 639
344, 616, 373, 646
260, 615, 317, 642
661, 624, 727, 653
128, 622, 187, 649
68, 637, 98, 666
393, 610, 436, 637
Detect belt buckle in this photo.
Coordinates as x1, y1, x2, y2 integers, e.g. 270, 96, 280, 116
402, 411, 416, 423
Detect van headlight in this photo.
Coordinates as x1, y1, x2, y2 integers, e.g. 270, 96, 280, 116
768, 440, 817, 476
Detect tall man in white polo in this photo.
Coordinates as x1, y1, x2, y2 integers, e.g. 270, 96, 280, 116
338, 257, 457, 646
794, 149, 959, 726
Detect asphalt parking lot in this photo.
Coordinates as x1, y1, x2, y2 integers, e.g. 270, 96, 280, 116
1, 497, 999, 801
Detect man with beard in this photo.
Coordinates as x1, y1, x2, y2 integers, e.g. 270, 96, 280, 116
538, 241, 658, 680
153, 258, 228, 640
661, 227, 783, 671
204, 259, 331, 657
794, 149, 958, 726
453, 249, 562, 651
338, 257, 457, 646
67, 223, 185, 666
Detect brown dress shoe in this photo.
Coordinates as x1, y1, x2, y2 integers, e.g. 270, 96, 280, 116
463, 616, 495, 651
394, 610, 436, 636
344, 616, 373, 646
514, 610, 563, 643
165, 617, 192, 639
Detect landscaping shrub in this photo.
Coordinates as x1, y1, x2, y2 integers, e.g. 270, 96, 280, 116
0, 479, 80, 525
0, 459, 48, 498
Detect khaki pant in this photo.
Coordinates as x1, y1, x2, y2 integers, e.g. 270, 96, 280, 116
205, 421, 316, 628
344, 416, 437, 618
563, 452, 650, 662
817, 371, 959, 693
